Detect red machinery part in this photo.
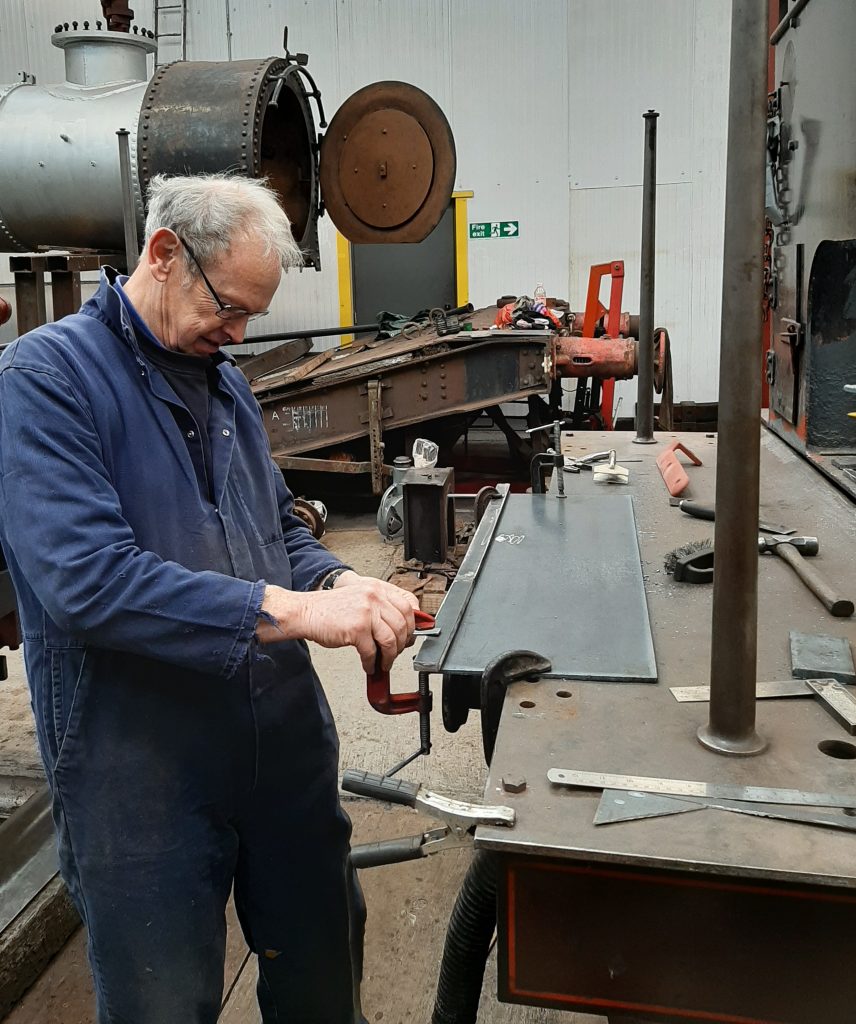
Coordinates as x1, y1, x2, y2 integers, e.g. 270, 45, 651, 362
552, 335, 637, 380
0, 296, 11, 327
366, 609, 435, 715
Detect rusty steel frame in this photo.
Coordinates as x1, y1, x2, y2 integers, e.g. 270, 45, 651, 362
259, 335, 549, 459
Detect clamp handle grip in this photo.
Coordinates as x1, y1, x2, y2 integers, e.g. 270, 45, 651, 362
342, 769, 419, 806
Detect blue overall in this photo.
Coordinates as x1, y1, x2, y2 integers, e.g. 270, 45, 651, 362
0, 271, 365, 1023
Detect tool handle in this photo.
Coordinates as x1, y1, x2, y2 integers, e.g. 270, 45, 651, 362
350, 835, 424, 869
678, 500, 715, 522
774, 544, 854, 617
342, 769, 419, 807
414, 609, 436, 630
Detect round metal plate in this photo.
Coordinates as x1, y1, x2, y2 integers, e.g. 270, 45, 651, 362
321, 81, 456, 244
339, 109, 433, 229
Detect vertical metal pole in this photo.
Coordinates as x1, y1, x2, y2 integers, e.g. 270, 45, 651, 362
698, 0, 769, 757
116, 129, 140, 273
634, 109, 659, 444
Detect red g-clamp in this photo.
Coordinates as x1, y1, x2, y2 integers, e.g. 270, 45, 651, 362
367, 609, 436, 715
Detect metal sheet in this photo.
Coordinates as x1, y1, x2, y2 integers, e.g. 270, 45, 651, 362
420, 492, 657, 682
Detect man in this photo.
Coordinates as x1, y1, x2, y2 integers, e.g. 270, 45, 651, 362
0, 174, 418, 1023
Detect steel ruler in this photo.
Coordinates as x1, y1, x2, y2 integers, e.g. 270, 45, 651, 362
670, 680, 819, 702
547, 768, 856, 809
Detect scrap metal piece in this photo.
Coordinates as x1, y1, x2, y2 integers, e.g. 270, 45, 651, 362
593, 788, 856, 834
790, 630, 855, 684
548, 768, 856, 810
593, 789, 703, 825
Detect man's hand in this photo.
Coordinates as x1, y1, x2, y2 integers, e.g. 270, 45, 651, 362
256, 572, 420, 673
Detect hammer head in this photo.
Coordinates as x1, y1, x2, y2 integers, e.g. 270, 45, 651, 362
758, 534, 819, 556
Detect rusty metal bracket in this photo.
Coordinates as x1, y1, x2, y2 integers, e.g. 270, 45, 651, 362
366, 379, 386, 495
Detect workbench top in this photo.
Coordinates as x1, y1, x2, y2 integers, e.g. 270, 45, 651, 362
477, 429, 856, 889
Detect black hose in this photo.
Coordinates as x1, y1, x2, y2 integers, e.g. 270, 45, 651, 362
432, 850, 497, 1024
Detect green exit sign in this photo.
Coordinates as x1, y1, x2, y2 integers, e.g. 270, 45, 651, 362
469, 221, 519, 239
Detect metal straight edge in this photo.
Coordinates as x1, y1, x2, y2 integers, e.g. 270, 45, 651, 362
413, 483, 510, 673
548, 768, 856, 810
699, 0, 769, 757
670, 679, 828, 702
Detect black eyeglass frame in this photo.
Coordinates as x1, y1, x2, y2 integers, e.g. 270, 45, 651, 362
179, 236, 271, 323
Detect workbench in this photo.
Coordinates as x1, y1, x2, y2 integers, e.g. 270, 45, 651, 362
425, 429, 856, 1024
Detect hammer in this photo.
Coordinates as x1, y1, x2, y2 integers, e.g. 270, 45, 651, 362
758, 535, 854, 617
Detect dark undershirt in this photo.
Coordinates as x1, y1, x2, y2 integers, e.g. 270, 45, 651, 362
114, 276, 223, 503
141, 339, 218, 503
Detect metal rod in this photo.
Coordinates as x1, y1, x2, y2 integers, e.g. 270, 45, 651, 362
770, 0, 811, 45
116, 129, 139, 273
698, 0, 769, 757
250, 323, 379, 344
634, 110, 658, 444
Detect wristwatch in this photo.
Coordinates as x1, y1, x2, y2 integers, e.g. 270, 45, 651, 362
320, 567, 350, 590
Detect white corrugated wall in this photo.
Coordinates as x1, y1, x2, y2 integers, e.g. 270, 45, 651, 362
0, 0, 730, 401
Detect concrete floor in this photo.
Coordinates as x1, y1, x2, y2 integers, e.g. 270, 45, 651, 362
0, 512, 602, 1023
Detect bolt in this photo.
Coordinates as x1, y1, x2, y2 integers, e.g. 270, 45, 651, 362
72, 21, 78, 30
55, 24, 62, 33
502, 775, 527, 794
83, 20, 89, 29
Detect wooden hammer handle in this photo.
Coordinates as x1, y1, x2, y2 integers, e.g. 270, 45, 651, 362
774, 543, 854, 617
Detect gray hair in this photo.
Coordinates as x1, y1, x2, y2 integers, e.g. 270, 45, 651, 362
144, 173, 304, 272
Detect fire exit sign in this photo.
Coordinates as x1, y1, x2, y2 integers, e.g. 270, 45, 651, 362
469, 221, 519, 239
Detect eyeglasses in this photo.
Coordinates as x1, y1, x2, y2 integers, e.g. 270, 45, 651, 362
179, 237, 270, 323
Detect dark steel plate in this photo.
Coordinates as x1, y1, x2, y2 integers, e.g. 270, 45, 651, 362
418, 492, 657, 682
320, 81, 456, 244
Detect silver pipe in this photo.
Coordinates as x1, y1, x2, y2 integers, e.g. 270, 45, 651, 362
116, 128, 139, 273
698, 0, 769, 757
633, 109, 658, 444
